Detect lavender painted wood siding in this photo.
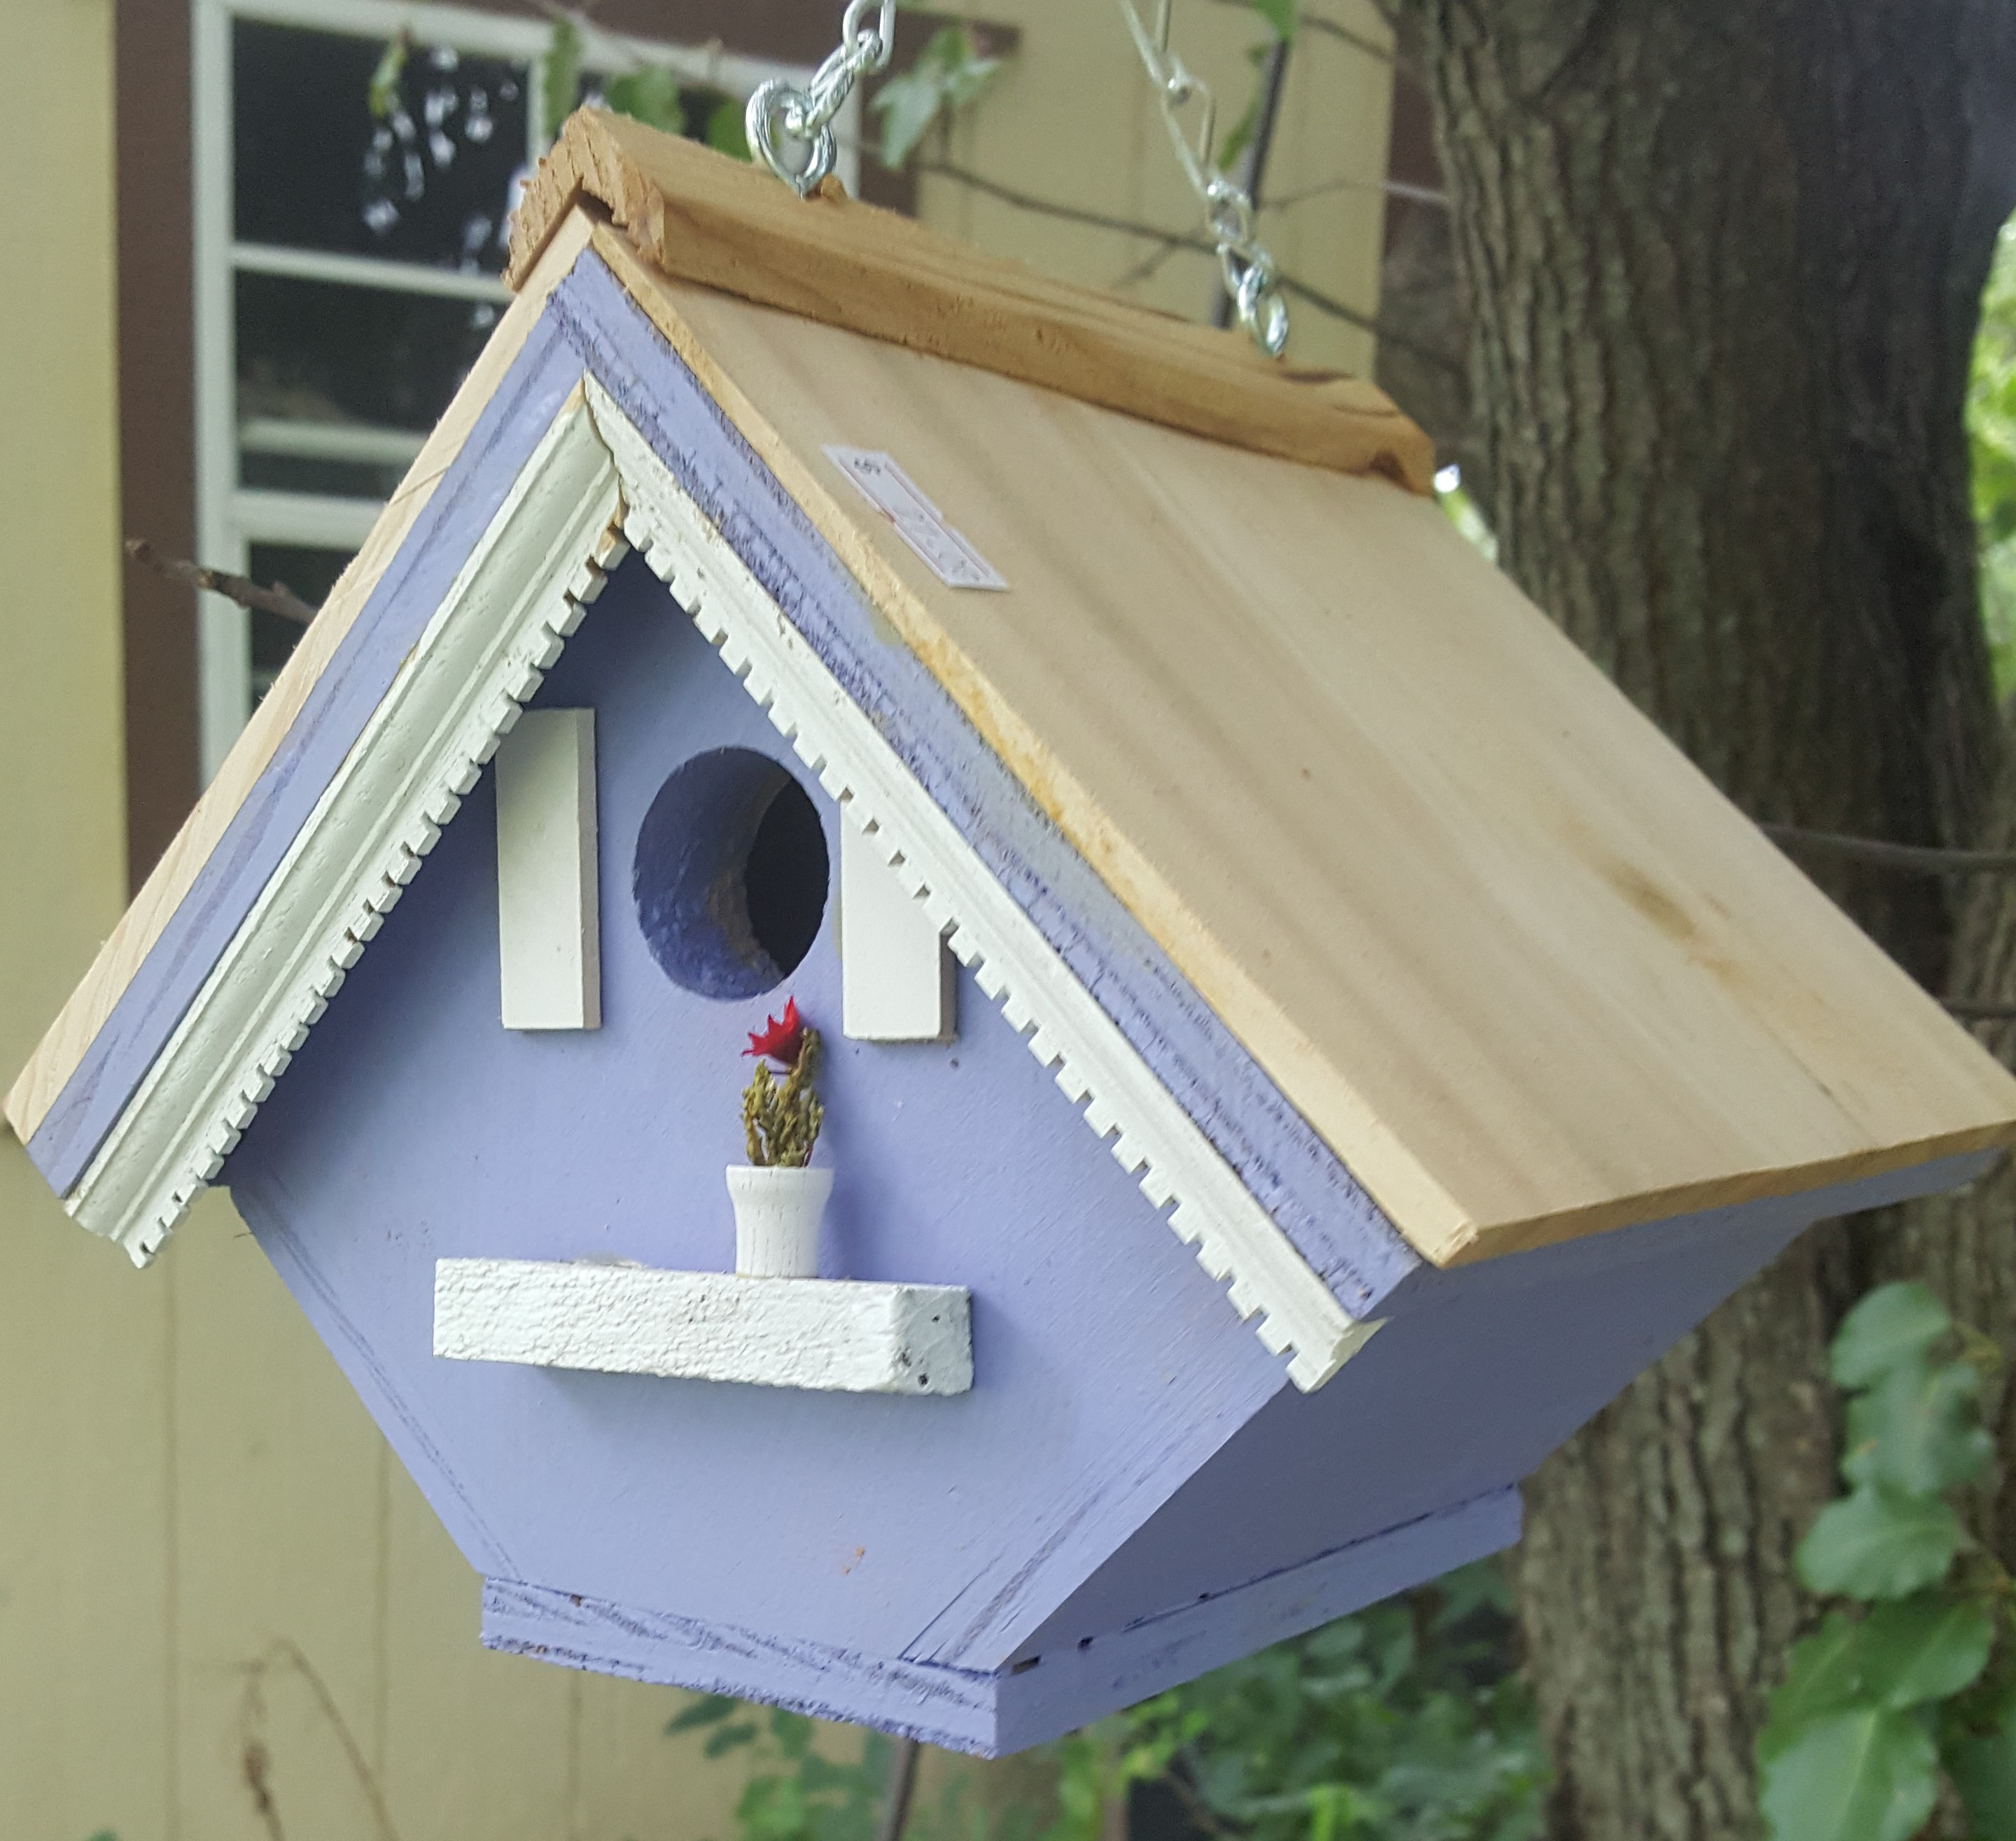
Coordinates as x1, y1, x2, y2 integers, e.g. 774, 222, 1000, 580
229, 555, 1294, 1674
1014, 1154, 1986, 1659
479, 1488, 1522, 1756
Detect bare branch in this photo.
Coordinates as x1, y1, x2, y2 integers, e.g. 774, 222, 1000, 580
1263, 172, 1448, 211
913, 159, 1465, 372
126, 537, 320, 626
1761, 822, 2016, 875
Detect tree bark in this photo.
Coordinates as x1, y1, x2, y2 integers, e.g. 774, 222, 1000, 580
1395, 1, 2016, 1834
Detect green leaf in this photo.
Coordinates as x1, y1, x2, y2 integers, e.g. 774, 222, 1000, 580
704, 91, 750, 161
666, 1693, 741, 1734
602, 66, 685, 134
1759, 1708, 1938, 1841
702, 1719, 760, 1758
1797, 1486, 1962, 1601
1945, 1680, 2016, 1841
1856, 1592, 1995, 1708
367, 32, 408, 122
1248, 0, 1298, 41
1843, 1356, 1994, 1495
1760, 1614, 1867, 1764
542, 18, 583, 144
1830, 1282, 1952, 1390
869, 25, 1003, 169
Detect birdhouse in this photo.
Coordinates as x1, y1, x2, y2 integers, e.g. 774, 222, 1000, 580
13, 111, 2016, 1756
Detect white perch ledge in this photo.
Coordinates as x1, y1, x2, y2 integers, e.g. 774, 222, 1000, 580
433, 1259, 973, 1395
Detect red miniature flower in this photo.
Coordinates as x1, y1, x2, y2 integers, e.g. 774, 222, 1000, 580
744, 997, 808, 1066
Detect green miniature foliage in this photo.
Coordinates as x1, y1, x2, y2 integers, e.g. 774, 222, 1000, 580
366, 30, 408, 122
601, 64, 685, 135
1760, 1282, 2016, 1841
1796, 1487, 1963, 1602
1946, 1679, 2016, 1841
870, 25, 1004, 169
1830, 1282, 1956, 1390
542, 17, 583, 144
1759, 1709, 1939, 1841
743, 1027, 824, 1168
1046, 1560, 1543, 1841
1854, 1594, 1996, 1709
1971, 217, 2016, 694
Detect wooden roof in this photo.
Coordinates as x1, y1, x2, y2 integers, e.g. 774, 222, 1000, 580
13, 118, 2016, 1274
508, 111, 1436, 491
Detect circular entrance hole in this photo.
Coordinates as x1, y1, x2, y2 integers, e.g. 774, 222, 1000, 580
631, 748, 830, 999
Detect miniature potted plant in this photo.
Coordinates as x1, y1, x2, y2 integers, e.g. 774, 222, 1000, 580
727, 998, 831, 1278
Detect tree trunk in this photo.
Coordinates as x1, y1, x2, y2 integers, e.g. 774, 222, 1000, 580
1396, 1, 2016, 1834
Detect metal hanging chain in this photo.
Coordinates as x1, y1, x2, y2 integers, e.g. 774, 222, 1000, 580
746, 0, 896, 197
1113, 0, 1289, 357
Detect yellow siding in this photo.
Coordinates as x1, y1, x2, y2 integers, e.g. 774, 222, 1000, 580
0, 4, 1394, 1835
919, 1, 1395, 377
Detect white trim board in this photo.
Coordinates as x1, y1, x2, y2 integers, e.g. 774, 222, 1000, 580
585, 382, 1379, 1391
435, 1259, 974, 1394
67, 392, 627, 1264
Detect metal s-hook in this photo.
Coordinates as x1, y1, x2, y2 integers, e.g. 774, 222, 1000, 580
1112, 0, 1289, 357
746, 0, 896, 197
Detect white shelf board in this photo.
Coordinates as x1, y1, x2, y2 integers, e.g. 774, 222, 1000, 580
434, 1258, 973, 1396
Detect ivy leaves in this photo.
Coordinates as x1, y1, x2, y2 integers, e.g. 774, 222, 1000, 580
1758, 1284, 2012, 1841
870, 25, 1004, 170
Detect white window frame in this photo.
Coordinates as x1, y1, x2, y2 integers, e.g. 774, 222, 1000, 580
190, 0, 846, 778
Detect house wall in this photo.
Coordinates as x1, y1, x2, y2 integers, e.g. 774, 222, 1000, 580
5, 1, 1398, 1833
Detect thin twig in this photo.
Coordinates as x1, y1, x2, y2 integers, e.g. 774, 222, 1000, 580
913, 159, 1464, 369
1762, 822, 2016, 876
1263, 172, 1447, 211
1110, 239, 1184, 291
127, 537, 319, 626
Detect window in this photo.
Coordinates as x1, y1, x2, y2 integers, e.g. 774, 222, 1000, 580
190, 0, 836, 778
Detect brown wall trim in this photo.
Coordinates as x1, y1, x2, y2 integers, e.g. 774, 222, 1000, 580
115, 0, 200, 891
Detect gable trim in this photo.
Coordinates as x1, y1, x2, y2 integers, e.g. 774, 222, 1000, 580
588, 382, 1375, 1391
64, 393, 626, 1263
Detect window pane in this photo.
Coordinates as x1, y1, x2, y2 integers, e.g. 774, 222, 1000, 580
234, 19, 528, 273
237, 271, 499, 433
248, 543, 353, 704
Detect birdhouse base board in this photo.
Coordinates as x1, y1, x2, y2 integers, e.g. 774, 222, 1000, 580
479, 1485, 1518, 1756
433, 1256, 973, 1395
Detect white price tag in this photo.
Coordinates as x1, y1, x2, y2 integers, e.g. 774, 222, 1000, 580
824, 446, 1009, 592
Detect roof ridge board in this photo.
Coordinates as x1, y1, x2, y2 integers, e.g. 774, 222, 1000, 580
63, 397, 627, 1261
589, 376, 1373, 1390
510, 109, 1434, 491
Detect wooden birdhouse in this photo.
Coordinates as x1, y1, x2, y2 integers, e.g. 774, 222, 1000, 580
13, 111, 2016, 1756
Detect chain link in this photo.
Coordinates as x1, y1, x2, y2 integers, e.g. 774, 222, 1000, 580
745, 0, 896, 197
1113, 0, 1288, 357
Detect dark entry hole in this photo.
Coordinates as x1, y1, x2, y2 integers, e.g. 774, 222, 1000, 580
632, 747, 830, 1000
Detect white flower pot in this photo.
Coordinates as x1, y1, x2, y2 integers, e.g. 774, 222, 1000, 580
726, 1165, 834, 1278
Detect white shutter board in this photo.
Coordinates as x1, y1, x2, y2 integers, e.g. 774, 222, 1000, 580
496, 708, 600, 1030
841, 817, 955, 1042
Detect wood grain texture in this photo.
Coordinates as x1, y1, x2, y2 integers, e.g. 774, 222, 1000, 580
507, 111, 1434, 491
586, 234, 2016, 1266
433, 1259, 974, 1395
1, 210, 598, 1152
